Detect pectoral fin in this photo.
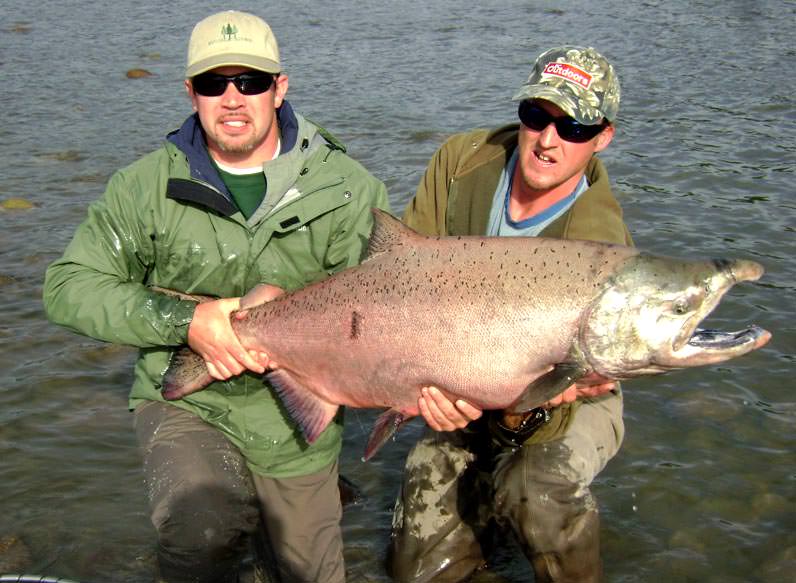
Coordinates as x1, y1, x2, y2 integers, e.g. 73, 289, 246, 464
507, 363, 588, 414
267, 370, 339, 444
364, 409, 409, 461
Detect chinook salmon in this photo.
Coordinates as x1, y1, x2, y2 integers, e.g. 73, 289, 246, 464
161, 209, 771, 460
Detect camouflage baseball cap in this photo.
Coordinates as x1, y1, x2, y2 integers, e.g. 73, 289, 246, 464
512, 46, 620, 125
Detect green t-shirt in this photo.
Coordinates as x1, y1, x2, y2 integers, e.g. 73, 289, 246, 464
216, 166, 266, 219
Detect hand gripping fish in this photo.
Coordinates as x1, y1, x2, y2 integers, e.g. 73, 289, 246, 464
161, 209, 771, 460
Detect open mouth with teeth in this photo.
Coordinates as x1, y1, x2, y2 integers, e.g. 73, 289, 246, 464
688, 326, 770, 349
660, 324, 771, 369
663, 259, 771, 368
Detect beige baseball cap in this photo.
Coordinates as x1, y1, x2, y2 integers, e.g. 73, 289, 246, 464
186, 11, 281, 78
512, 46, 620, 125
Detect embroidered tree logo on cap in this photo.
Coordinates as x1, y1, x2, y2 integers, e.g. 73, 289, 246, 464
221, 23, 238, 40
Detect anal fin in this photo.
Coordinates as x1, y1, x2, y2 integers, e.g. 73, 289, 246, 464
507, 363, 588, 414
267, 370, 339, 444
363, 409, 409, 461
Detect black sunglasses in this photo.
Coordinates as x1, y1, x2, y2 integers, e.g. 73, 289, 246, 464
191, 71, 277, 97
518, 101, 607, 143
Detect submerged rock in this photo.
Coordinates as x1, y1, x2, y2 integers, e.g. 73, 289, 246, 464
1, 197, 36, 210
0, 534, 32, 572
126, 68, 154, 79
38, 150, 84, 162
10, 23, 32, 34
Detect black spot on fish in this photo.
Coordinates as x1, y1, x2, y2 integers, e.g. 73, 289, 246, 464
350, 311, 362, 339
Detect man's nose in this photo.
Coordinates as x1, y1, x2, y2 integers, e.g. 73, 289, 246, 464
537, 121, 559, 147
219, 81, 243, 106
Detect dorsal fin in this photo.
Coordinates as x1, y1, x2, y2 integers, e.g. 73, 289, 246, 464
365, 208, 424, 261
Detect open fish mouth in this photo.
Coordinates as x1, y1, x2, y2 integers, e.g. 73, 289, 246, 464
687, 326, 770, 349
669, 325, 772, 368
653, 324, 772, 371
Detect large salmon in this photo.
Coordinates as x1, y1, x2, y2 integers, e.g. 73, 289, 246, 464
162, 210, 770, 460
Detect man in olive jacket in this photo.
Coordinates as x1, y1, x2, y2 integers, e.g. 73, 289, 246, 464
43, 11, 389, 583
389, 47, 632, 582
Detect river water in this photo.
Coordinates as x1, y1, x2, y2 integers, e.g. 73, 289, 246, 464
1, 0, 793, 581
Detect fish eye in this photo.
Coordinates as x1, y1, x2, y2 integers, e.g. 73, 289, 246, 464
673, 298, 690, 315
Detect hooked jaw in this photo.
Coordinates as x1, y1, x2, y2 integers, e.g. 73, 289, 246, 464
670, 326, 772, 367
660, 258, 769, 369
583, 255, 771, 379
717, 257, 765, 285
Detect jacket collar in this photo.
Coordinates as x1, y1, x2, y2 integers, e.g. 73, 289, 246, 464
448, 124, 609, 238
165, 100, 301, 216
457, 123, 519, 177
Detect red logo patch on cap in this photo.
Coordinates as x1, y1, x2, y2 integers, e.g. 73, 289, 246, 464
542, 62, 592, 90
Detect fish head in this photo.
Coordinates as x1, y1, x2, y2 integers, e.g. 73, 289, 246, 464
579, 254, 771, 378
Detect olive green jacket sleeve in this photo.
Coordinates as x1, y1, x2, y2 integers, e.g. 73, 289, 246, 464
43, 167, 197, 348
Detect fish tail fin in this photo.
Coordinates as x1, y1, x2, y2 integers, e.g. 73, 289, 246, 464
267, 370, 339, 444
161, 347, 214, 400
363, 409, 409, 461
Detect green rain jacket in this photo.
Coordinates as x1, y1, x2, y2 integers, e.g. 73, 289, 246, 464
403, 123, 633, 443
44, 102, 390, 477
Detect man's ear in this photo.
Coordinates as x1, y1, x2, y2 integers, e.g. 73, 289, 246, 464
273, 74, 289, 109
593, 123, 615, 153
185, 79, 198, 110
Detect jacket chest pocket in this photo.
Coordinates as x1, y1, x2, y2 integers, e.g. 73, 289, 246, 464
253, 224, 332, 291
251, 190, 357, 291
149, 226, 252, 295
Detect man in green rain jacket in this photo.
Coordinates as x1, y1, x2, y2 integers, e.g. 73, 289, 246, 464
43, 11, 389, 583
389, 47, 633, 583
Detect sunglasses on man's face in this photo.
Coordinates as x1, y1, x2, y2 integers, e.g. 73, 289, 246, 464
518, 101, 607, 143
191, 71, 276, 97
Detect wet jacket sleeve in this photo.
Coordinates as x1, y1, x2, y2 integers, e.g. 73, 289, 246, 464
43, 170, 196, 348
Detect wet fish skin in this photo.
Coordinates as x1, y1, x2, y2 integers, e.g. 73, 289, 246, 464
161, 209, 770, 460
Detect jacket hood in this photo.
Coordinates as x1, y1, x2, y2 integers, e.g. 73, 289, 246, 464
166, 99, 302, 199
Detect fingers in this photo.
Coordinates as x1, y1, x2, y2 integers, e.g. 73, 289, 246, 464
205, 361, 230, 382
576, 381, 617, 399
204, 346, 264, 381
232, 343, 266, 374
188, 298, 268, 379
543, 385, 578, 408
249, 350, 272, 367
543, 381, 618, 408
418, 386, 483, 432
417, 391, 443, 431
453, 398, 483, 422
